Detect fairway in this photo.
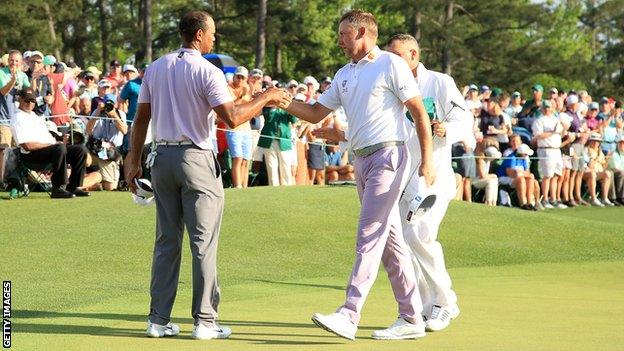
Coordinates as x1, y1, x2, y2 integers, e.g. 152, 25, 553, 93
2, 186, 624, 350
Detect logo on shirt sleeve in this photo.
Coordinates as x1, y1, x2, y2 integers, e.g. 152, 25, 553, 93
341, 80, 348, 94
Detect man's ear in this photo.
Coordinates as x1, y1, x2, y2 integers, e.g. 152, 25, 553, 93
356, 26, 366, 40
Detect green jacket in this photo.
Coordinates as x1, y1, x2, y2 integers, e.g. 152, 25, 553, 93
257, 107, 297, 151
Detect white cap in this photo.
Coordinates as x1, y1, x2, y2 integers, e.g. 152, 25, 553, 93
296, 83, 307, 92
29, 51, 44, 59
303, 76, 319, 86
23, 51, 32, 59
287, 79, 298, 87
516, 144, 534, 156
97, 79, 112, 88
294, 93, 307, 102
132, 178, 154, 206
250, 68, 263, 78
484, 146, 502, 160
122, 64, 138, 73
565, 94, 579, 106
234, 66, 248, 78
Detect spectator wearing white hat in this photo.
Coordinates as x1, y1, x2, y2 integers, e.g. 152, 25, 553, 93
497, 135, 537, 210
608, 134, 624, 205
532, 100, 566, 209
302, 76, 319, 102
556, 94, 580, 207
584, 133, 614, 206
247, 68, 263, 96
320, 76, 332, 92
226, 66, 253, 188
504, 91, 523, 121
286, 79, 298, 96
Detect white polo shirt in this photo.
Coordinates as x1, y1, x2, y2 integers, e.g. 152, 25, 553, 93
10, 109, 56, 154
317, 46, 420, 150
138, 48, 232, 150
532, 114, 562, 148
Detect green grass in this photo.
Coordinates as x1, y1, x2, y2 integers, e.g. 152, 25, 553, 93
1, 186, 623, 350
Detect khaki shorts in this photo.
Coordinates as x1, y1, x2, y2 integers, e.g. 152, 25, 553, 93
0, 125, 12, 148
93, 156, 120, 184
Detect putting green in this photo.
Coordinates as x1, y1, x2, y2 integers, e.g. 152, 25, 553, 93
2, 187, 623, 350
12, 261, 624, 350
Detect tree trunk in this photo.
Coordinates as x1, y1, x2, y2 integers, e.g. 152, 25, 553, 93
274, 40, 282, 76
98, 0, 110, 72
43, 2, 61, 59
410, 5, 422, 42
255, 0, 267, 70
143, 0, 152, 63
442, 1, 454, 75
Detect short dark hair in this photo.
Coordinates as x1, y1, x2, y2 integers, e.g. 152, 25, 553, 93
340, 10, 378, 38
179, 10, 212, 43
386, 33, 420, 53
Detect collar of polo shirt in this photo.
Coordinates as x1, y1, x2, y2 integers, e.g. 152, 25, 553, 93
178, 47, 201, 55
351, 46, 381, 65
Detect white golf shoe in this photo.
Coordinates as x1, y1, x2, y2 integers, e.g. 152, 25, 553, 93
146, 319, 180, 338
311, 312, 357, 340
425, 304, 460, 332
191, 323, 232, 340
371, 318, 426, 340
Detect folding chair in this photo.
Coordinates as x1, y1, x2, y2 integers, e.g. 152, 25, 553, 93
4, 148, 52, 199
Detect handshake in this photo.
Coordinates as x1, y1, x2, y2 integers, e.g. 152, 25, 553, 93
258, 87, 294, 110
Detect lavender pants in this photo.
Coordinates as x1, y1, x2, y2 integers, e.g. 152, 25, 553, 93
337, 144, 422, 325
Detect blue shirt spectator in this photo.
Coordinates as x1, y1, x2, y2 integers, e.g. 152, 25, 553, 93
497, 150, 529, 177
120, 77, 142, 123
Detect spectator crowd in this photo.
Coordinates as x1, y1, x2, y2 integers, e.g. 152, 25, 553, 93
1, 49, 623, 209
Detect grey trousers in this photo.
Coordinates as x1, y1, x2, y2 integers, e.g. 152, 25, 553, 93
148, 145, 224, 327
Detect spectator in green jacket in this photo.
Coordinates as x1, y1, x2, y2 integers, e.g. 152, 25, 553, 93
257, 107, 297, 186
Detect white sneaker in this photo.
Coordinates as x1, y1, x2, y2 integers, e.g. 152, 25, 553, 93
191, 323, 232, 340
553, 201, 568, 209
371, 318, 426, 340
541, 200, 554, 209
591, 198, 605, 207
146, 319, 180, 338
311, 312, 357, 340
602, 199, 615, 207
425, 304, 460, 332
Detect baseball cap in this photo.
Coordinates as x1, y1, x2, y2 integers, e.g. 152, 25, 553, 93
303, 76, 319, 86
542, 100, 552, 108
532, 84, 544, 92
516, 144, 534, 156
480, 85, 490, 93
589, 132, 603, 142
468, 84, 478, 91
484, 146, 502, 160
296, 83, 307, 91
122, 64, 138, 73
86, 66, 102, 76
565, 94, 579, 105
18, 89, 37, 101
491, 88, 503, 98
287, 79, 298, 88
589, 102, 599, 110
97, 79, 112, 88
43, 55, 57, 66
104, 93, 117, 103
600, 96, 609, 104
234, 66, 248, 78
250, 68, 263, 78
321, 76, 332, 84
549, 87, 558, 94
511, 91, 521, 98
110, 59, 121, 67
23, 51, 32, 59
139, 62, 149, 70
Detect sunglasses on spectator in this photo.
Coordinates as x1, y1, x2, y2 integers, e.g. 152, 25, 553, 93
85, 77, 94, 80
24, 98, 36, 103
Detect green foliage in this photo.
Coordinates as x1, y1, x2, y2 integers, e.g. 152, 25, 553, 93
0, 0, 623, 95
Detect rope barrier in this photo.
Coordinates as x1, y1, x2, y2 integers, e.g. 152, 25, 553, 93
1, 112, 620, 161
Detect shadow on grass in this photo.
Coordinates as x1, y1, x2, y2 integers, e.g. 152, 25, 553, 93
250, 279, 344, 291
